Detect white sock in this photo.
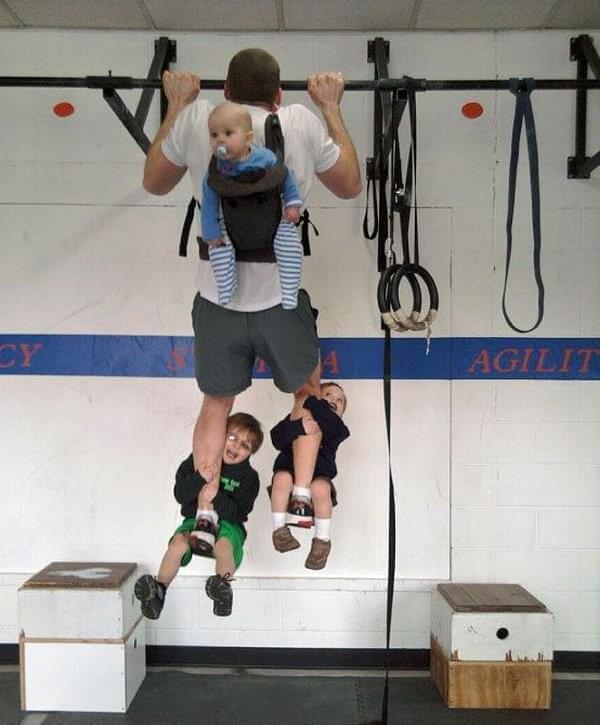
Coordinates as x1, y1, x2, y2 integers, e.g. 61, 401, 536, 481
272, 512, 287, 530
292, 486, 311, 501
314, 517, 331, 541
197, 509, 218, 526
191, 510, 217, 546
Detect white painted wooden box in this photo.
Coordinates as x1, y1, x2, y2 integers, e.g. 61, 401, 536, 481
18, 562, 145, 713
430, 583, 553, 709
431, 583, 553, 662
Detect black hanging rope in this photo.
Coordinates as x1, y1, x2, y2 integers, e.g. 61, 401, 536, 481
388, 89, 439, 334
375, 86, 439, 335
365, 60, 440, 725
503, 78, 545, 333
362, 327, 397, 725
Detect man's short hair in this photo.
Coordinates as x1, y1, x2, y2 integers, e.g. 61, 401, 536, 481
227, 412, 264, 453
226, 48, 280, 105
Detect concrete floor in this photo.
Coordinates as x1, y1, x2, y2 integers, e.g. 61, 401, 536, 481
2, 667, 600, 725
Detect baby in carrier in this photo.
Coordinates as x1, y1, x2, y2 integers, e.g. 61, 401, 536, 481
201, 102, 303, 309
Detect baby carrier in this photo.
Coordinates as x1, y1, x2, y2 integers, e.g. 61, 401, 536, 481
207, 115, 286, 252
179, 114, 316, 262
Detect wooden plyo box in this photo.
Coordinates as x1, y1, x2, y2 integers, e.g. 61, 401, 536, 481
430, 583, 553, 709
18, 562, 145, 713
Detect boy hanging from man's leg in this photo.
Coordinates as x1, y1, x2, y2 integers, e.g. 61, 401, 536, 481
270, 383, 349, 570
135, 413, 262, 619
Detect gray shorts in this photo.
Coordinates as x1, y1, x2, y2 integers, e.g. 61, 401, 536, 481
191, 289, 319, 396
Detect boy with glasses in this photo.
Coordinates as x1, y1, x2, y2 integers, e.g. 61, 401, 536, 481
135, 412, 263, 618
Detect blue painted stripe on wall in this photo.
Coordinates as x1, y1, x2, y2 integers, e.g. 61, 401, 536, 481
1, 335, 598, 380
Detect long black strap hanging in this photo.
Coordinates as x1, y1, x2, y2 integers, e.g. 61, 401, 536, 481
361, 328, 396, 725
380, 329, 397, 725
503, 77, 545, 333
374, 105, 399, 725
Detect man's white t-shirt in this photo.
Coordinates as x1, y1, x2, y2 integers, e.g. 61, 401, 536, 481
161, 100, 340, 312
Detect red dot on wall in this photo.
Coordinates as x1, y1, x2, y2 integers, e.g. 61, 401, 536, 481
461, 101, 484, 119
53, 102, 75, 117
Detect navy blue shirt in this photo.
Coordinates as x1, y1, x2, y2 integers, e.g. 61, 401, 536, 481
270, 396, 350, 479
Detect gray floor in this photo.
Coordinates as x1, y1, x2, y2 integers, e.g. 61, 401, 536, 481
2, 667, 599, 725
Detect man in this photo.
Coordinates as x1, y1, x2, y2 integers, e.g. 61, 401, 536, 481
143, 48, 361, 507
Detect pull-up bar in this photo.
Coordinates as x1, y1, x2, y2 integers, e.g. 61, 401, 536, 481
1, 76, 599, 91
2, 33, 598, 173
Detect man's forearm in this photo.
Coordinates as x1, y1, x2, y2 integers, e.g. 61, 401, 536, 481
317, 103, 362, 199
322, 105, 360, 182
143, 101, 188, 193
145, 102, 185, 167
143, 70, 200, 194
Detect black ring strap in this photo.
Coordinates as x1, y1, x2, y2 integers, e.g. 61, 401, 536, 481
378, 87, 439, 333
362, 170, 379, 240
503, 77, 545, 333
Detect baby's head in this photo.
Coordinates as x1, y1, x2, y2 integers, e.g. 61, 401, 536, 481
223, 412, 263, 465
208, 102, 253, 162
320, 382, 347, 417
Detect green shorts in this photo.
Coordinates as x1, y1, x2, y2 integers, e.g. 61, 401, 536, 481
171, 518, 245, 569
191, 288, 319, 396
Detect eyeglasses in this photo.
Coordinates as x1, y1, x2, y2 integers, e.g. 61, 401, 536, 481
226, 431, 252, 454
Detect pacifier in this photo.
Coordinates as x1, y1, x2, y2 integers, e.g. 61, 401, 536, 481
215, 145, 228, 159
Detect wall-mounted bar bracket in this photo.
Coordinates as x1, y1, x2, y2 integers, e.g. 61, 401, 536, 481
367, 38, 389, 64
102, 36, 176, 155
568, 34, 600, 179
366, 38, 410, 273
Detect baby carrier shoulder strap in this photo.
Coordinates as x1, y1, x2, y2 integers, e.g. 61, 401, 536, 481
265, 112, 284, 162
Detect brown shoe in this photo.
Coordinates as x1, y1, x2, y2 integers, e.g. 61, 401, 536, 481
272, 525, 300, 553
305, 538, 331, 570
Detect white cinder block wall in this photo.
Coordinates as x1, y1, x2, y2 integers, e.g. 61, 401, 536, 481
0, 29, 598, 654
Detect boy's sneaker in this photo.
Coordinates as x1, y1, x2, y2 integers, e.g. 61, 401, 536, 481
272, 525, 301, 553
286, 497, 314, 528
305, 538, 331, 570
205, 573, 234, 616
134, 575, 166, 620
189, 517, 217, 558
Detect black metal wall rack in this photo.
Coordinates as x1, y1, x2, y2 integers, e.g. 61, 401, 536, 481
568, 34, 600, 178
0, 34, 598, 175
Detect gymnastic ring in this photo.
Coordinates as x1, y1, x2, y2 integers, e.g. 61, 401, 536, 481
377, 265, 421, 331
377, 264, 422, 316
390, 263, 439, 330
384, 263, 425, 330
377, 265, 406, 331
390, 263, 438, 329
384, 265, 423, 331
389, 274, 425, 329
